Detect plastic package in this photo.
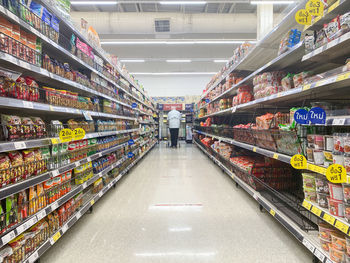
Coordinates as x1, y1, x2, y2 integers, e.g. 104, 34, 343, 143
329, 183, 345, 201
328, 197, 344, 217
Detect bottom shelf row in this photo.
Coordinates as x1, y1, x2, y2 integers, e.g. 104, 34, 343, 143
194, 139, 335, 263
0, 141, 157, 263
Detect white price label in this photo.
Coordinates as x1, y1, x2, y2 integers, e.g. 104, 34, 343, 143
76, 211, 82, 220
82, 182, 87, 188
30, 217, 38, 225
2, 231, 15, 244
325, 259, 333, 263
51, 202, 58, 211
87, 157, 92, 162
98, 153, 103, 157
14, 141, 26, 150
49, 237, 55, 245
232, 106, 237, 113
333, 118, 346, 125
61, 224, 68, 233
23, 101, 34, 109
302, 239, 315, 252
314, 249, 325, 261
51, 170, 59, 178
28, 251, 39, 263
36, 210, 46, 221
98, 192, 103, 198
16, 222, 28, 235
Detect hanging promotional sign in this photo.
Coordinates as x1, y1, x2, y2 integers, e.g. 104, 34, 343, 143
128, 139, 134, 145
294, 109, 309, 124
308, 107, 326, 124
128, 152, 134, 158
326, 164, 347, 183
59, 129, 73, 143
295, 9, 312, 25
132, 103, 137, 108
305, 0, 324, 17
290, 154, 307, 169
73, 128, 85, 140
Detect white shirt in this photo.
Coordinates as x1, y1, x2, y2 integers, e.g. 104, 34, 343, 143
168, 110, 181, 128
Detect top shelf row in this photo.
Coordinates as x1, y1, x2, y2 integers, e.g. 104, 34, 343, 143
0, 1, 155, 111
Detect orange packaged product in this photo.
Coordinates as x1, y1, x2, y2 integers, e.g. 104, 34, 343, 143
36, 184, 45, 210
19, 29, 27, 46
12, 25, 20, 41
0, 17, 12, 36
28, 186, 38, 216
26, 33, 36, 50
43, 178, 54, 204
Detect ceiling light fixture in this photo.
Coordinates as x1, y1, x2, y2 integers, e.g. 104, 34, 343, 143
132, 72, 217, 75
250, 0, 294, 4
159, 1, 207, 5
101, 40, 256, 45
213, 59, 229, 63
166, 59, 192, 63
120, 59, 145, 62
71, 1, 117, 5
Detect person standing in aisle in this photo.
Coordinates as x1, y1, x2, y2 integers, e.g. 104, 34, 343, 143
168, 107, 181, 148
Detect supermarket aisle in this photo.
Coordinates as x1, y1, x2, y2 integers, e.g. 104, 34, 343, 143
41, 143, 312, 263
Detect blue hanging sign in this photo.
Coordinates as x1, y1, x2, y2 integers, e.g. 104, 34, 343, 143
128, 139, 134, 145
308, 107, 326, 124
205, 99, 210, 103
132, 103, 137, 108
294, 109, 309, 124
128, 152, 134, 158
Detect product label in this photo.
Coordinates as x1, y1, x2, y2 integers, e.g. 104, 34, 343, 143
73, 128, 85, 140
290, 154, 307, 169
59, 129, 73, 143
305, 0, 324, 17
295, 9, 312, 25
326, 164, 347, 183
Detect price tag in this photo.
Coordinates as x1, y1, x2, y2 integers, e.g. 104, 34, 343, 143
51, 231, 61, 244
28, 251, 39, 263
273, 153, 279, 160
311, 206, 322, 217
302, 200, 312, 210
51, 202, 59, 211
61, 224, 68, 233
270, 209, 276, 217
325, 258, 333, 263
326, 164, 347, 183
83, 111, 93, 121
23, 101, 34, 109
51, 138, 60, 144
90, 199, 95, 206
232, 106, 237, 113
51, 170, 59, 178
335, 220, 349, 234
99, 192, 103, 198
305, 0, 324, 17
333, 118, 346, 126
336, 72, 350, 82
302, 238, 315, 252
82, 182, 87, 189
29, 216, 38, 226
16, 222, 28, 235
76, 211, 81, 220
14, 141, 26, 150
2, 231, 16, 244
73, 128, 85, 140
253, 147, 257, 152
59, 128, 73, 143
323, 213, 336, 225
49, 105, 55, 111
290, 154, 307, 169
314, 249, 325, 262
36, 210, 46, 221
302, 84, 311, 91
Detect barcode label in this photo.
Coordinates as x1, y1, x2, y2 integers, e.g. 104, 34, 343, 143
37, 210, 46, 220
14, 141, 26, 150
23, 101, 34, 109
333, 118, 346, 125
2, 231, 15, 244
302, 239, 315, 252
61, 224, 68, 233
28, 251, 39, 263
314, 249, 325, 261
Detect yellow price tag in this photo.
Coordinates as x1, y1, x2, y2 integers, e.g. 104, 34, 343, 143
90, 199, 95, 206
335, 220, 349, 234
303, 200, 312, 210
73, 128, 86, 140
327, 0, 339, 13
305, 0, 324, 17
303, 84, 311, 91
52, 231, 61, 243
326, 164, 347, 183
270, 209, 276, 217
307, 163, 317, 172
336, 72, 350, 82
311, 206, 322, 217
295, 9, 312, 25
273, 153, 279, 160
290, 154, 307, 169
51, 138, 60, 144
253, 147, 257, 152
323, 213, 336, 225
49, 105, 54, 111
59, 129, 73, 143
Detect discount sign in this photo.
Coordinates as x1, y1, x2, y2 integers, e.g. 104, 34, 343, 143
326, 164, 347, 183
290, 154, 307, 169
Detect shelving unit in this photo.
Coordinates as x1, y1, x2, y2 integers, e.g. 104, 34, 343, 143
194, 1, 350, 262
0, 1, 157, 261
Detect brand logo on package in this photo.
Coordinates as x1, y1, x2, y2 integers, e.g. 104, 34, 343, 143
308, 107, 326, 124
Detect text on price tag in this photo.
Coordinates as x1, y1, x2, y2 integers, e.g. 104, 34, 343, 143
323, 213, 336, 225
311, 206, 322, 217
73, 128, 85, 140
302, 200, 312, 210
335, 220, 349, 234
326, 164, 347, 183
290, 154, 307, 169
59, 128, 73, 143
305, 0, 324, 17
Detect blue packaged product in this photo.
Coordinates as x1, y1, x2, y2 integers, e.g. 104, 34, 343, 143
51, 15, 60, 32
41, 7, 51, 26
29, 0, 42, 17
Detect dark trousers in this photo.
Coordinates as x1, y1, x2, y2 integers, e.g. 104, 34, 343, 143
169, 128, 179, 147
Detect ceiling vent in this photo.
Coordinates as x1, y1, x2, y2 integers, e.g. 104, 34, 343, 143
155, 19, 170, 32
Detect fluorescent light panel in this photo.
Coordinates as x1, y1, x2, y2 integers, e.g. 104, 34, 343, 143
71, 1, 117, 5
159, 1, 207, 5
251, 0, 294, 4
132, 72, 217, 75
120, 59, 145, 62
101, 40, 256, 45
166, 59, 191, 63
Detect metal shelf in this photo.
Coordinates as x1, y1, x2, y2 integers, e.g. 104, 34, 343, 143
194, 141, 334, 263
21, 141, 156, 263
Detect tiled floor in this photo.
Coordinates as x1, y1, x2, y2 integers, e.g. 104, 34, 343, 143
41, 142, 313, 263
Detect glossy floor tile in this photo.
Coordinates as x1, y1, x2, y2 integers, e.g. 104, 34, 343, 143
41, 143, 313, 263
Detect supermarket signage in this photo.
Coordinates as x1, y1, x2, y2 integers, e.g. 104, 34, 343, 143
305, 0, 324, 17
59, 129, 73, 143
295, 9, 312, 25
294, 109, 309, 124
73, 128, 86, 140
132, 103, 137, 108
290, 154, 307, 169
127, 152, 134, 158
128, 139, 134, 145
205, 99, 210, 103
162, 104, 183, 111
308, 107, 326, 124
326, 164, 347, 183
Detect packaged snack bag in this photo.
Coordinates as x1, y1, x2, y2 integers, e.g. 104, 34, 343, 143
6, 195, 18, 228
324, 16, 341, 41
0, 154, 11, 187
17, 190, 28, 222
28, 186, 37, 216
